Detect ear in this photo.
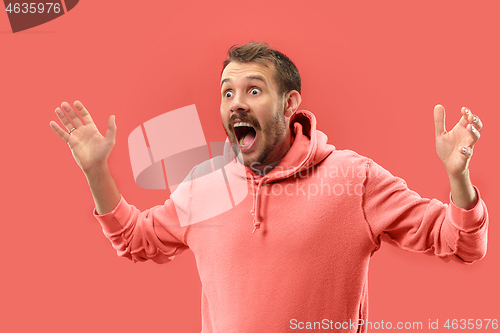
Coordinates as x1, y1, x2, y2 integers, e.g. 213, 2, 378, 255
283, 90, 302, 117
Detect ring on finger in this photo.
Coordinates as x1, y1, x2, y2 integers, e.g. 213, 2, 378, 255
68, 128, 76, 135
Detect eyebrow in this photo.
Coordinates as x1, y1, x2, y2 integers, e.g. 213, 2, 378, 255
220, 75, 267, 89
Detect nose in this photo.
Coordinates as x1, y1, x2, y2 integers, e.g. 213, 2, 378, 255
230, 93, 249, 113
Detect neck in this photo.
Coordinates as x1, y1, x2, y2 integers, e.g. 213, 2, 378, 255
250, 159, 282, 176
250, 141, 292, 176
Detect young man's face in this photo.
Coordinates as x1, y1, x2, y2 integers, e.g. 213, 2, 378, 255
220, 61, 292, 169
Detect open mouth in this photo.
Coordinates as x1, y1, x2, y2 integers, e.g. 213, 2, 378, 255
233, 122, 257, 149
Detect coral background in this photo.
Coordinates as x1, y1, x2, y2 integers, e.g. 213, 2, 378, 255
1, 1, 498, 331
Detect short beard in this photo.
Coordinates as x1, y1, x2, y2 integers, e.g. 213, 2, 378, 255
222, 97, 287, 168
255, 104, 286, 166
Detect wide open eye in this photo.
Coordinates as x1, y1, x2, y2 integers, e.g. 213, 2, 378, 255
250, 88, 261, 95
224, 91, 234, 98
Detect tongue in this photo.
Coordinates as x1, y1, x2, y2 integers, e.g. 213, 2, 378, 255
242, 131, 256, 146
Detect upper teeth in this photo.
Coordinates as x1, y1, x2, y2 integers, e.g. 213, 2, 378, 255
234, 122, 252, 128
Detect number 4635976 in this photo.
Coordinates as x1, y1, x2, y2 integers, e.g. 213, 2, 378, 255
5, 3, 61, 14
443, 319, 498, 330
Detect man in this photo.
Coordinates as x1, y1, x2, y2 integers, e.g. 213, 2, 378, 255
49, 42, 488, 332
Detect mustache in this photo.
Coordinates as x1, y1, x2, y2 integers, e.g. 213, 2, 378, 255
228, 115, 261, 131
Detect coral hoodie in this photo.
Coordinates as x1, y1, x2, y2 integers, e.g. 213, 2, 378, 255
95, 110, 488, 333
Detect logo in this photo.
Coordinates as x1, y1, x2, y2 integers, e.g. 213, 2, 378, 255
128, 105, 248, 227
3, 1, 78, 33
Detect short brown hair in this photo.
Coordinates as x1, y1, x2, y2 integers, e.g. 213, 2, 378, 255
223, 42, 301, 95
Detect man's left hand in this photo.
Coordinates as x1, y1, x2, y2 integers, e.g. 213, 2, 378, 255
434, 104, 483, 209
434, 104, 483, 179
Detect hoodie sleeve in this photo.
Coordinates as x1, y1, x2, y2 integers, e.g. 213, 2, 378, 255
93, 195, 189, 264
362, 159, 488, 263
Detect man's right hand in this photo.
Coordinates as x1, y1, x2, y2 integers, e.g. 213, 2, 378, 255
49, 101, 117, 174
49, 100, 121, 215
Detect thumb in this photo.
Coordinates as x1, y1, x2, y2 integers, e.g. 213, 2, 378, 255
433, 104, 446, 137
105, 115, 117, 144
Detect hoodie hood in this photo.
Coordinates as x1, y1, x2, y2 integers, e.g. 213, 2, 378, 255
257, 109, 335, 181
173, 110, 335, 232
224, 110, 335, 233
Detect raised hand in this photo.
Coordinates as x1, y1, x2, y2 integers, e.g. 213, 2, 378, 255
433, 104, 483, 209
49, 101, 117, 174
434, 104, 483, 180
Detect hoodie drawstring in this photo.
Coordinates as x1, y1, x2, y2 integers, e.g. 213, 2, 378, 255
248, 173, 267, 234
